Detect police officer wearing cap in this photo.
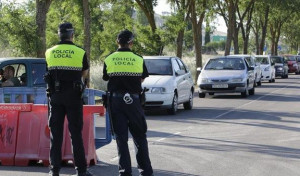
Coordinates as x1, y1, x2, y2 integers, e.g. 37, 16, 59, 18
103, 29, 153, 176
45, 22, 92, 176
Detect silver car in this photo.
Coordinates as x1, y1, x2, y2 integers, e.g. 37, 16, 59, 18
142, 56, 194, 115
197, 56, 255, 98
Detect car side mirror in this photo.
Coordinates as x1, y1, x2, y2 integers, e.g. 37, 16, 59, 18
248, 66, 254, 70
175, 70, 185, 76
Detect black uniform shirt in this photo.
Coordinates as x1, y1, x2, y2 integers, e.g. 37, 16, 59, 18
47, 41, 89, 82
102, 48, 149, 94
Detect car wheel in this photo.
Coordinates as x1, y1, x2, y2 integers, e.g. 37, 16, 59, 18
199, 92, 206, 98
183, 90, 193, 110
272, 78, 275, 82
167, 93, 178, 115
269, 79, 272, 83
241, 84, 249, 98
249, 84, 255, 95
286, 74, 288, 78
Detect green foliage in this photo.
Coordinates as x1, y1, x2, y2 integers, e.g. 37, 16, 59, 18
205, 41, 225, 51
0, 0, 37, 57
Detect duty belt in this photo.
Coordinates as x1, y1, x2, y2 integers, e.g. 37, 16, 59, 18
112, 92, 139, 104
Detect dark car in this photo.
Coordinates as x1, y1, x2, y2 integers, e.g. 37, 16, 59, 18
271, 56, 288, 78
0, 57, 46, 87
283, 55, 299, 74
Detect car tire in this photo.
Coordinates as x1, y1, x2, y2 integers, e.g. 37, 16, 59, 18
167, 93, 178, 115
257, 79, 262, 86
272, 78, 275, 82
208, 92, 214, 95
183, 90, 193, 110
199, 93, 206, 98
241, 84, 249, 98
249, 85, 255, 95
286, 74, 288, 78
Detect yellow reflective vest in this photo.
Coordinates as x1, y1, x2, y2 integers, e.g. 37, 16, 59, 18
104, 51, 143, 77
45, 44, 85, 71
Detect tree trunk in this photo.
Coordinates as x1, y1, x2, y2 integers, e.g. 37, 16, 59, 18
190, 0, 205, 82
259, 5, 269, 55
82, 0, 91, 87
36, 0, 51, 58
225, 0, 235, 56
176, 29, 184, 58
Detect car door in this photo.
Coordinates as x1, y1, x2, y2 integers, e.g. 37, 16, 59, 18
176, 58, 192, 102
171, 58, 186, 103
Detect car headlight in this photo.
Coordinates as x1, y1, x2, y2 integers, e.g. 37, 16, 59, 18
264, 66, 270, 71
201, 78, 212, 83
151, 87, 166, 93
277, 67, 283, 71
231, 78, 243, 83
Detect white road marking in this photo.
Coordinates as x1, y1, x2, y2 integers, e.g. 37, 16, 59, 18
213, 84, 294, 119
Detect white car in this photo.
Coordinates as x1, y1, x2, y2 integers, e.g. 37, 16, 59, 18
142, 56, 194, 115
254, 55, 276, 82
230, 55, 262, 86
197, 56, 255, 98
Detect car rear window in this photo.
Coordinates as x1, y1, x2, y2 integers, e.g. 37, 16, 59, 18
271, 57, 283, 63
144, 59, 173, 75
255, 57, 270, 64
284, 56, 296, 61
205, 57, 245, 70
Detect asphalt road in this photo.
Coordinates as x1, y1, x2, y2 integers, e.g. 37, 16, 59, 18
1, 74, 300, 176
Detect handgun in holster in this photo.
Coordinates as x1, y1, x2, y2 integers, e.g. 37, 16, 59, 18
140, 87, 148, 108
103, 91, 115, 138
43, 72, 53, 97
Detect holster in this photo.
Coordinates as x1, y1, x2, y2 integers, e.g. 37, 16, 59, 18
102, 94, 108, 108
140, 87, 148, 108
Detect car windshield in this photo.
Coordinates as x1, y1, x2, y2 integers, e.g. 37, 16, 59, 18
144, 59, 173, 75
255, 57, 270, 64
285, 56, 296, 61
271, 57, 283, 63
205, 57, 245, 70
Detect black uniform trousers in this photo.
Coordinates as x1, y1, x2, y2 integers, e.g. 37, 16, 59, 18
110, 93, 153, 176
48, 87, 87, 174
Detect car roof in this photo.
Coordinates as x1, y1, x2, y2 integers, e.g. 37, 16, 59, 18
228, 54, 252, 57
210, 56, 244, 59
143, 56, 174, 60
0, 57, 45, 62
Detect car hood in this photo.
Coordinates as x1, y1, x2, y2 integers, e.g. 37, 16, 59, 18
142, 75, 173, 88
200, 70, 245, 79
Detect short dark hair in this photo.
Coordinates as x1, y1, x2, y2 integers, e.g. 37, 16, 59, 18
58, 22, 74, 41
117, 29, 134, 46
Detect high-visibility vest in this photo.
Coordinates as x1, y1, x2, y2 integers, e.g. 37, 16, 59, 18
45, 44, 85, 71
104, 51, 143, 77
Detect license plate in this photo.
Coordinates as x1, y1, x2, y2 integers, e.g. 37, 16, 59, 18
212, 84, 228, 88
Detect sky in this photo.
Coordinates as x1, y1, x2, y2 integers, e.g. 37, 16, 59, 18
154, 0, 227, 33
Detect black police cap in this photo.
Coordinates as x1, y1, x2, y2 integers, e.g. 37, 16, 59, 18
58, 22, 74, 33
117, 29, 134, 44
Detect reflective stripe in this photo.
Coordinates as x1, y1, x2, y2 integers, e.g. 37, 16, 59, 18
48, 66, 82, 71
108, 72, 143, 77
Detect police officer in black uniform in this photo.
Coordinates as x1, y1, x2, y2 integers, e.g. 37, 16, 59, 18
103, 30, 153, 176
45, 22, 92, 176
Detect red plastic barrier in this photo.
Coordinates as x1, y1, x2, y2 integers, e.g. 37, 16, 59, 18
62, 105, 103, 166
14, 104, 50, 166
0, 104, 32, 166
14, 104, 103, 166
